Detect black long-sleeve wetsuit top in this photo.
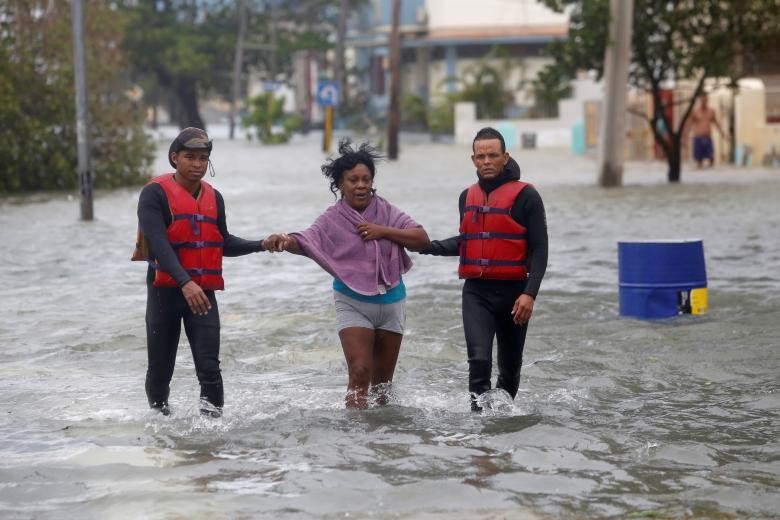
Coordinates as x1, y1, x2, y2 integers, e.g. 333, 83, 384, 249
423, 158, 548, 299
138, 182, 264, 287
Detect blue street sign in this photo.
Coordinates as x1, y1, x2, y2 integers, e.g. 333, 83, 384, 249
316, 81, 340, 107
263, 80, 281, 92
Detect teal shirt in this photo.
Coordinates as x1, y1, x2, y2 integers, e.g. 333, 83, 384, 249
333, 278, 406, 304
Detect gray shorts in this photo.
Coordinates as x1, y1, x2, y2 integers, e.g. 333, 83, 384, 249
333, 290, 406, 334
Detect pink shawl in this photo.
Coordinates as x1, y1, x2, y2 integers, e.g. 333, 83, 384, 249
291, 195, 419, 296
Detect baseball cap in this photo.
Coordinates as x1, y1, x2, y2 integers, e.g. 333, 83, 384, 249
168, 127, 213, 167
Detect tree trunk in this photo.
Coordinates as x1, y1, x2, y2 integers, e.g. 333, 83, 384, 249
175, 79, 205, 130
168, 92, 181, 126
667, 74, 707, 184
667, 144, 681, 183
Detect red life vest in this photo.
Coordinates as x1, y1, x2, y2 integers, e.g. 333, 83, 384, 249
151, 174, 224, 290
458, 181, 528, 280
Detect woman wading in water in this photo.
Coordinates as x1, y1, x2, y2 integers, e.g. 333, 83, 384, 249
264, 140, 429, 408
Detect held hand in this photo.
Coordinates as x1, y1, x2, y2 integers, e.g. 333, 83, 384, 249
357, 222, 384, 241
277, 233, 296, 251
511, 293, 535, 325
263, 233, 289, 252
181, 281, 211, 315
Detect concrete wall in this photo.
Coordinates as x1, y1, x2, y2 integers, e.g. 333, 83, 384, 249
455, 100, 573, 148
735, 78, 780, 165
454, 77, 602, 149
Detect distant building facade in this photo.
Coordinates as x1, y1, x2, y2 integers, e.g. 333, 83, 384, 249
347, 0, 568, 116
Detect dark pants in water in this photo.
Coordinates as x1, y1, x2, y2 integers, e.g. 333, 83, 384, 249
145, 284, 223, 408
462, 279, 528, 400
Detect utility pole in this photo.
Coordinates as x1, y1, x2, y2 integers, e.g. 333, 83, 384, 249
334, 0, 350, 112
597, 0, 634, 187
229, 0, 247, 140
387, 0, 401, 160
269, 0, 278, 79
71, 0, 93, 220
242, 1, 278, 74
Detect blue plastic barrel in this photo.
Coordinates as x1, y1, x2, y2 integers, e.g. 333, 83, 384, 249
618, 240, 708, 319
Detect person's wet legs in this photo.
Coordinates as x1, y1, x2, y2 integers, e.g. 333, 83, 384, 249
183, 291, 223, 416
145, 286, 185, 414
495, 318, 527, 399
463, 283, 498, 411
339, 327, 376, 409
145, 319, 180, 414
371, 329, 402, 405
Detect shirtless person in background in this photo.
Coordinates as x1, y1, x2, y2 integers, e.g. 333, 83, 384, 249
689, 94, 725, 168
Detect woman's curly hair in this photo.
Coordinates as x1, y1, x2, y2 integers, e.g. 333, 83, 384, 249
321, 138, 384, 197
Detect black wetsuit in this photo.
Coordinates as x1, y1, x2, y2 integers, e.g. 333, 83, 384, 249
422, 159, 548, 405
137, 182, 263, 410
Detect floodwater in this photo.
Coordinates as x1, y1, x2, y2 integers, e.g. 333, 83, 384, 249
1, 134, 778, 519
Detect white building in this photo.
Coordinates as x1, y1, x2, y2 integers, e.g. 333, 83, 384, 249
348, 0, 569, 115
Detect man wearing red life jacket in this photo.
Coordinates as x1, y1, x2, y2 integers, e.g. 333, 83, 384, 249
135, 127, 265, 417
422, 127, 548, 411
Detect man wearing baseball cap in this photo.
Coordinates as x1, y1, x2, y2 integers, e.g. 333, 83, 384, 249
134, 127, 265, 417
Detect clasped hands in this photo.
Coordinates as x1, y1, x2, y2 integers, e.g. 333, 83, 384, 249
264, 223, 384, 253
263, 233, 293, 252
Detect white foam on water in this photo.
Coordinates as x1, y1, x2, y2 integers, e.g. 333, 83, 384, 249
476, 388, 515, 416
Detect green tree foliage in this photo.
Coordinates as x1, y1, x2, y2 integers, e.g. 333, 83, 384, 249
242, 93, 302, 144
528, 64, 572, 118
401, 94, 429, 131
120, 1, 236, 129
427, 97, 456, 136
0, 1, 152, 194
451, 46, 516, 119
269, 0, 352, 67
423, 47, 518, 136
541, 0, 780, 182
118, 0, 349, 131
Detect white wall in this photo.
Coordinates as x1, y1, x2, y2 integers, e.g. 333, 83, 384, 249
735, 78, 780, 165
454, 77, 602, 149
456, 103, 573, 148
425, 0, 568, 28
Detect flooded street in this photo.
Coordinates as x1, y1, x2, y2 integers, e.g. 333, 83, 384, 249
1, 134, 778, 519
